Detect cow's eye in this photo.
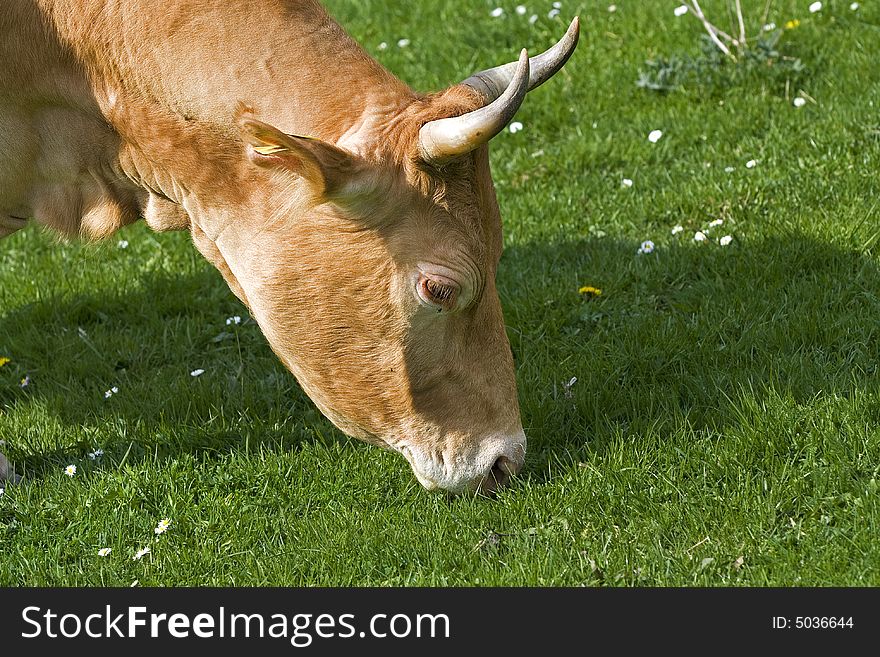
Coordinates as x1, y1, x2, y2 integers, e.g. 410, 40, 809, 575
417, 274, 459, 311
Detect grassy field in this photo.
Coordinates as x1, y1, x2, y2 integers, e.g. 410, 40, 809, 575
2, 0, 879, 586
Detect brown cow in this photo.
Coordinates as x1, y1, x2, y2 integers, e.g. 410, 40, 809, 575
0, 1, 578, 493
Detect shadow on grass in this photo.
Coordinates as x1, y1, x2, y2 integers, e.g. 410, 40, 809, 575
2, 232, 880, 485
501, 232, 880, 477
0, 266, 340, 479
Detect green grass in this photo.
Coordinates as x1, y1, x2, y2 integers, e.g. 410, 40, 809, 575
2, 0, 880, 586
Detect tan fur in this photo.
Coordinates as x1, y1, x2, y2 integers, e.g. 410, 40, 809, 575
0, 0, 535, 493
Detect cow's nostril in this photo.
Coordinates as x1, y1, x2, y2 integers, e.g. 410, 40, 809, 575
486, 455, 518, 493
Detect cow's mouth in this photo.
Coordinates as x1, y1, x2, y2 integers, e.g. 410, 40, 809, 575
392, 436, 525, 495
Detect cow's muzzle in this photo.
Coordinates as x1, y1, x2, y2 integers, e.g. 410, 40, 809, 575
396, 431, 526, 495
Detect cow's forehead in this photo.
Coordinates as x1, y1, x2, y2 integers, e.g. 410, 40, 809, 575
401, 158, 499, 267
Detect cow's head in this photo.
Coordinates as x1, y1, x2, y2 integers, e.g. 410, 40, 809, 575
221, 20, 578, 494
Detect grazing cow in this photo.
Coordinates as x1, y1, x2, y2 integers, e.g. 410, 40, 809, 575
0, 1, 578, 493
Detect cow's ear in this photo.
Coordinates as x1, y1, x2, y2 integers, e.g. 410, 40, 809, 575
237, 116, 362, 199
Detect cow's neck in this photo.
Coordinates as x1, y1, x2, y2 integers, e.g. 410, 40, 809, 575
40, 0, 414, 233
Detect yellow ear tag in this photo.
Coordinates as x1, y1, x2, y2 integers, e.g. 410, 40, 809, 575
253, 143, 287, 155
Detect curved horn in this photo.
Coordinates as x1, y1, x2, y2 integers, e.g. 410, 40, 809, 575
419, 49, 530, 164
463, 17, 580, 102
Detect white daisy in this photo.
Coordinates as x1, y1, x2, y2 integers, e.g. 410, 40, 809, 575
637, 240, 655, 255
118, 240, 129, 249
490, 7, 504, 17
377, 42, 387, 50
793, 97, 806, 108
621, 178, 633, 188
648, 129, 663, 143
397, 38, 410, 48
720, 235, 734, 246
708, 219, 724, 228
608, 4, 617, 11
674, 5, 688, 17
746, 159, 757, 169
64, 464, 76, 477
516, 5, 527, 15
190, 369, 205, 377
850, 2, 860, 10
809, 2, 822, 13
694, 231, 708, 242
671, 225, 684, 235
98, 548, 112, 557
133, 547, 151, 560
548, 8, 560, 18
154, 518, 172, 535
509, 121, 524, 134
763, 22, 777, 31
529, 14, 539, 24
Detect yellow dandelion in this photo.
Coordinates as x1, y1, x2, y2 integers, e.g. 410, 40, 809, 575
578, 286, 603, 298
784, 19, 800, 30
0, 357, 10, 368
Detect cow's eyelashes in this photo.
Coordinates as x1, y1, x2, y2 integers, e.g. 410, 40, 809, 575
425, 279, 454, 302
417, 275, 459, 311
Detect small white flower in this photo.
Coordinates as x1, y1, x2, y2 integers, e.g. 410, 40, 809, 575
671, 225, 684, 235
708, 219, 724, 228
648, 129, 663, 143
724, 166, 735, 173
850, 2, 860, 10
553, 1, 562, 7
0, 488, 5, 497
793, 97, 807, 108
809, 2, 822, 13
746, 159, 757, 169
509, 121, 524, 134
190, 369, 205, 377
490, 7, 504, 17
64, 464, 77, 477
133, 547, 151, 561
674, 5, 688, 17
377, 42, 387, 50
88, 449, 104, 460
763, 22, 777, 31
621, 178, 633, 188
397, 38, 410, 48
104, 386, 119, 399
516, 5, 527, 15
118, 240, 129, 249
529, 14, 539, 24
154, 518, 172, 535
637, 240, 655, 255
720, 235, 734, 246
694, 231, 707, 242
226, 315, 242, 325
98, 548, 112, 557
548, 8, 560, 18
607, 4, 617, 11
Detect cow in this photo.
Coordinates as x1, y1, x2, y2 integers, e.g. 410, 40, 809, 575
0, 1, 578, 494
